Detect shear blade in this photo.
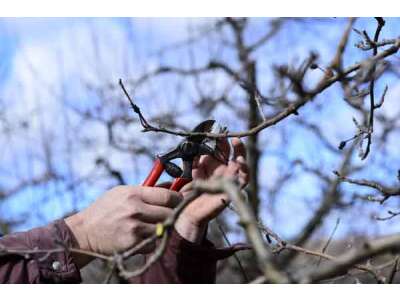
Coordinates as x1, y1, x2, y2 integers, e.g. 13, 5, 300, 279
187, 120, 216, 143
164, 161, 183, 178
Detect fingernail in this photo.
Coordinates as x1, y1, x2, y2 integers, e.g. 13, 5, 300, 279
236, 156, 246, 164
232, 137, 240, 143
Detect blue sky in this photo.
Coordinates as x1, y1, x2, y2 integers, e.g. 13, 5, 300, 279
1, 18, 400, 242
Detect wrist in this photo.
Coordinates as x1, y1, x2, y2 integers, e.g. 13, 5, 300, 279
65, 212, 94, 268
175, 215, 207, 244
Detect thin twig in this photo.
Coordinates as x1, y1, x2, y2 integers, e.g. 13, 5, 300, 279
361, 17, 386, 160
334, 171, 400, 204
316, 218, 340, 266
120, 39, 400, 140
375, 210, 400, 221
216, 218, 250, 283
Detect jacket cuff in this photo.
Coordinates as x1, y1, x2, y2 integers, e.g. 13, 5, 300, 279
32, 219, 82, 283
0, 219, 82, 283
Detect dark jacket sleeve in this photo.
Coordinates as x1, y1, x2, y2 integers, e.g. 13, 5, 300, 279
128, 229, 250, 284
0, 220, 248, 284
0, 219, 81, 284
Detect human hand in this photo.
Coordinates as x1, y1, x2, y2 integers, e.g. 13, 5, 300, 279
175, 137, 249, 243
65, 185, 182, 267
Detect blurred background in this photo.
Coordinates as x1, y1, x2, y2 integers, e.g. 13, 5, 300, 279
0, 17, 399, 283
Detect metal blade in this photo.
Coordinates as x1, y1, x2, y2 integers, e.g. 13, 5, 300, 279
202, 121, 227, 151
203, 121, 229, 164
187, 119, 215, 143
164, 161, 183, 178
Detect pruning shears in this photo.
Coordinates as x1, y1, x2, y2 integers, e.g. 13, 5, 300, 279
142, 120, 225, 191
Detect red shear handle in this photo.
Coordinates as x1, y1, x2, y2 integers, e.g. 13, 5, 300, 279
142, 159, 164, 187
170, 177, 191, 191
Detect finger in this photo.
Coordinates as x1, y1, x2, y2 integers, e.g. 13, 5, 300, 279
139, 187, 182, 208
213, 161, 248, 189
137, 203, 174, 223
193, 138, 231, 180
236, 156, 249, 178
216, 137, 230, 162
223, 160, 241, 177
187, 193, 231, 222
199, 137, 230, 170
210, 162, 239, 181
192, 156, 200, 169
210, 197, 231, 218
232, 137, 247, 160
180, 181, 194, 193
226, 160, 249, 189
238, 169, 249, 189
194, 154, 223, 179
212, 164, 229, 177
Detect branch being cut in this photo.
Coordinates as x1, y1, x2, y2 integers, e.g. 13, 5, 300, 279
120, 39, 400, 140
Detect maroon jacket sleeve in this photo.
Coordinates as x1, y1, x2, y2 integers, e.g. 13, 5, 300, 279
0, 219, 81, 283
0, 220, 248, 284
128, 228, 250, 284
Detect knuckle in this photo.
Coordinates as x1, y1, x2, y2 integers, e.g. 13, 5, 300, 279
127, 187, 142, 202
130, 204, 143, 218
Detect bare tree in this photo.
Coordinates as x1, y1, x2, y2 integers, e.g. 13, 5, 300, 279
1, 17, 400, 283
